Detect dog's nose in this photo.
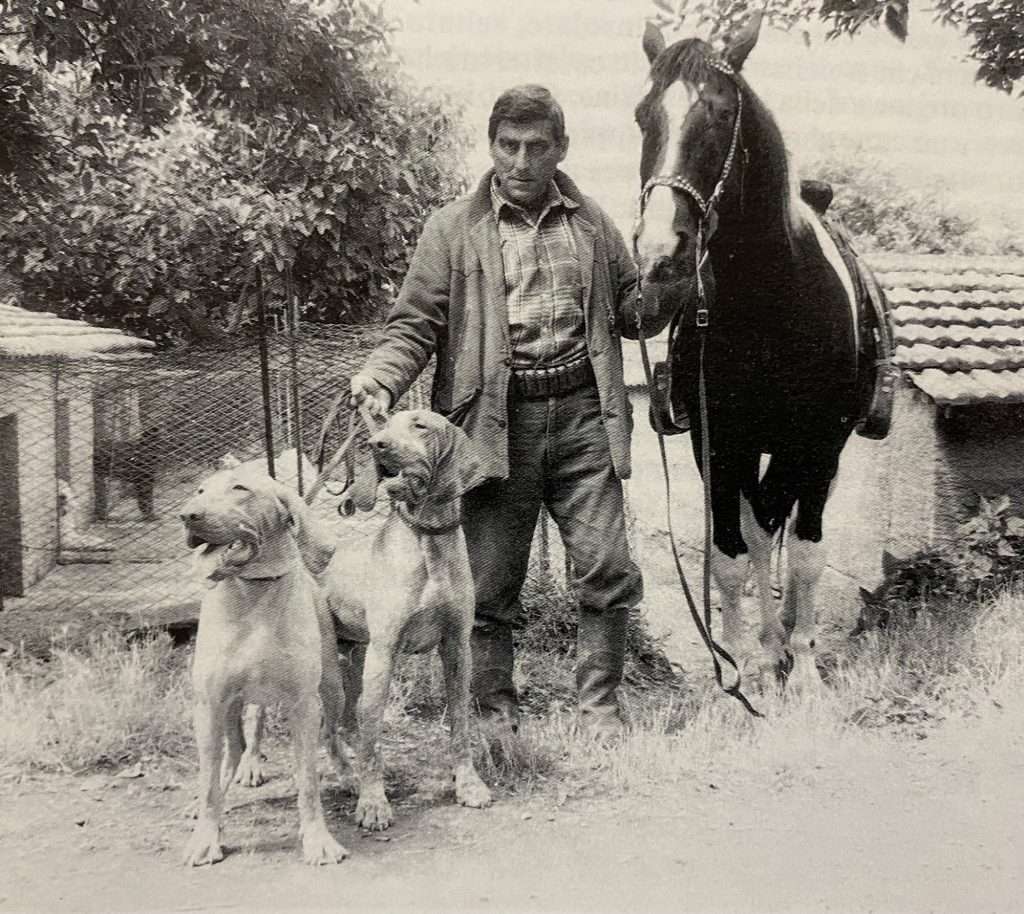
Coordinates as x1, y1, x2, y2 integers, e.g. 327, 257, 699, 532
180, 508, 204, 524
370, 434, 390, 451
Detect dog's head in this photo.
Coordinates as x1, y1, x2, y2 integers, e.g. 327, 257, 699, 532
180, 464, 334, 582
354, 410, 485, 511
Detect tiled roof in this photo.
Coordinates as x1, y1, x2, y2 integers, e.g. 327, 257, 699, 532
874, 254, 1024, 406
622, 254, 1024, 407
0, 301, 155, 360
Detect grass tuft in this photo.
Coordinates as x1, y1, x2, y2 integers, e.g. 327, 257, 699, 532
0, 631, 192, 774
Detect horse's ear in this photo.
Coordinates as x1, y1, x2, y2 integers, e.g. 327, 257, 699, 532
643, 21, 666, 64
723, 10, 763, 72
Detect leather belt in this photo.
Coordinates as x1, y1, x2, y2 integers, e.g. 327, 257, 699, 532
511, 356, 595, 399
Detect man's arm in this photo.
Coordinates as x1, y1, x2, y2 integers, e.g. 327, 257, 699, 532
605, 216, 675, 340
352, 211, 451, 411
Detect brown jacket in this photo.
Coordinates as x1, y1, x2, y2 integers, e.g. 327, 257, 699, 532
362, 169, 640, 480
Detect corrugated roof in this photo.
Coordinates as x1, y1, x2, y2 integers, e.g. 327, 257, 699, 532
877, 254, 1024, 406
0, 301, 155, 360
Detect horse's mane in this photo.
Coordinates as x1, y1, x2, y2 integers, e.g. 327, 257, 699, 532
645, 38, 806, 244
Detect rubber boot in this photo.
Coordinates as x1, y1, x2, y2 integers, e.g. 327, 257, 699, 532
471, 622, 519, 739
576, 608, 628, 742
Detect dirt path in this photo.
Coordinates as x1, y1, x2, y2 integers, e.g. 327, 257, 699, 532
2, 695, 1021, 914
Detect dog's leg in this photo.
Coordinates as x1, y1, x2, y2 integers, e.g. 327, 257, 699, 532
289, 694, 349, 866
233, 704, 266, 787
440, 629, 492, 810
319, 627, 357, 794
219, 699, 245, 792
339, 641, 365, 740
183, 698, 228, 866
354, 643, 396, 831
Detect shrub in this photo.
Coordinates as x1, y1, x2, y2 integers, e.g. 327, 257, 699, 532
856, 494, 1024, 632
803, 142, 1023, 256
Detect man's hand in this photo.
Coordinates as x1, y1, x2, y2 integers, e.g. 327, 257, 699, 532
349, 373, 392, 419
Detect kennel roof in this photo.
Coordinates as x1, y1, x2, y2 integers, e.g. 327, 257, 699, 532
872, 254, 1024, 406
0, 300, 155, 361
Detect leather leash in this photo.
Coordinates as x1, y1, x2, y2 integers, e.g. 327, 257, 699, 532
633, 55, 761, 716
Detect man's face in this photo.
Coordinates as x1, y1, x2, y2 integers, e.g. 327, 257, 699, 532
490, 119, 569, 210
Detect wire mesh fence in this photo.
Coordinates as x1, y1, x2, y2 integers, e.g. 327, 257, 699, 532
0, 319, 434, 625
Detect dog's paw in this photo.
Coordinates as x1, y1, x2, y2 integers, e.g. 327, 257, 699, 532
182, 821, 224, 867
454, 767, 492, 809
354, 789, 394, 831
233, 751, 266, 788
301, 824, 349, 866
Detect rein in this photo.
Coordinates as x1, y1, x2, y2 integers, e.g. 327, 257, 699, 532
634, 58, 762, 718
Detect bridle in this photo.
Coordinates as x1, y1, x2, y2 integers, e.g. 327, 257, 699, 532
635, 54, 744, 324
632, 54, 762, 719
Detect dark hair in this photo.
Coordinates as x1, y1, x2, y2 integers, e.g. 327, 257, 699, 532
487, 85, 566, 144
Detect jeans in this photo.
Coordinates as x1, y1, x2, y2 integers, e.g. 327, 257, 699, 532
463, 382, 643, 626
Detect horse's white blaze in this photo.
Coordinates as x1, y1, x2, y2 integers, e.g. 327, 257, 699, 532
662, 80, 699, 174
799, 200, 859, 351
635, 80, 701, 273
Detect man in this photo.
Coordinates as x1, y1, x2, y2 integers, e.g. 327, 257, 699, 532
350, 85, 644, 740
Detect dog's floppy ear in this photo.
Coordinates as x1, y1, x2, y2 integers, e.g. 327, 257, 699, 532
431, 419, 486, 502
274, 482, 335, 574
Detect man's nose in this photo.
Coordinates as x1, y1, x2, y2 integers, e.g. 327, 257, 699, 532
513, 146, 530, 171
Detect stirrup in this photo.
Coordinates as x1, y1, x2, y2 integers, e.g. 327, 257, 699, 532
856, 359, 897, 440
648, 361, 690, 435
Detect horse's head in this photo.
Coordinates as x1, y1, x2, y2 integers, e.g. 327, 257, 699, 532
632, 14, 763, 314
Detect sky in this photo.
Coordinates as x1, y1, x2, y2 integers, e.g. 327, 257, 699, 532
383, 0, 1022, 238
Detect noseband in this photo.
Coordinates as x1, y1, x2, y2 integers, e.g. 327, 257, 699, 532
635, 54, 744, 325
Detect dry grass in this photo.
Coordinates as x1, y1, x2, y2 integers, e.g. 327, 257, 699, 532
2, 588, 1021, 799
0, 631, 192, 774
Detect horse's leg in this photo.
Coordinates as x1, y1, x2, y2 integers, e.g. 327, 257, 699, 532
784, 474, 836, 693
739, 497, 787, 681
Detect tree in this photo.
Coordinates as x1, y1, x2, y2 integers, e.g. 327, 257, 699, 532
0, 1, 469, 342
649, 0, 1024, 94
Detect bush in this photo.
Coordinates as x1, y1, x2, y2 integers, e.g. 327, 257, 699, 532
856, 494, 1024, 632
803, 142, 1023, 256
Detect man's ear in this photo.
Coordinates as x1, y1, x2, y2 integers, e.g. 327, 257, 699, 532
558, 133, 570, 164
275, 482, 335, 574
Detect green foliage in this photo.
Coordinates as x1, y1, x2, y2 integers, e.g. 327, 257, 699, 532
803, 143, 1022, 255
652, 0, 1024, 95
858, 494, 1024, 631
0, 0, 469, 341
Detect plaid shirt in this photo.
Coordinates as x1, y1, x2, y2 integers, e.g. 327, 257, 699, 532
491, 177, 587, 369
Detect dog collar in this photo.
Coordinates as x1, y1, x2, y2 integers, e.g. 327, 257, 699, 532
396, 501, 463, 536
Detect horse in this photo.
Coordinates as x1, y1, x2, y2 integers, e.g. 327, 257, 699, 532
631, 13, 888, 691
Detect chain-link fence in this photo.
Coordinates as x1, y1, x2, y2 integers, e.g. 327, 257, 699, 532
0, 318, 435, 626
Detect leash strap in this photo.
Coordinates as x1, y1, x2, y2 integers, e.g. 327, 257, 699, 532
634, 305, 761, 718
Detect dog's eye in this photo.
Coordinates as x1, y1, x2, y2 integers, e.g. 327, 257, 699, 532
197, 487, 204, 495
412, 419, 429, 431
232, 484, 250, 493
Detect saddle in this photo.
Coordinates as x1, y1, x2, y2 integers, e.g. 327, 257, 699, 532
647, 180, 896, 440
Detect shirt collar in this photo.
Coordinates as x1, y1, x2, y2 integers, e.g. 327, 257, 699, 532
490, 175, 579, 221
